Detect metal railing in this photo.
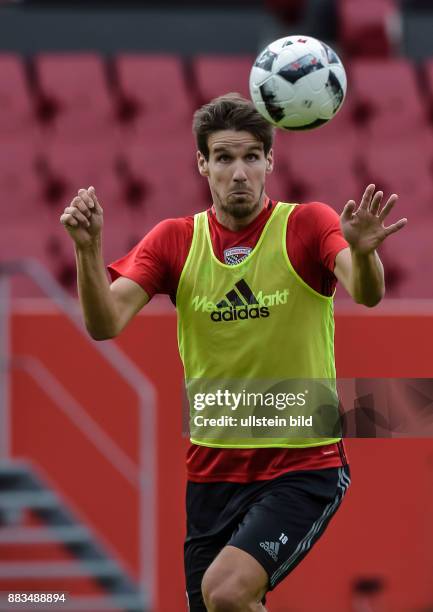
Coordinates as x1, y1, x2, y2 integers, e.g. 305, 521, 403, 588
0, 259, 156, 608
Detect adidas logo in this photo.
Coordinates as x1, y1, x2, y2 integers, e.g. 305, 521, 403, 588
192, 279, 289, 323
211, 279, 269, 323
216, 279, 259, 309
260, 541, 280, 562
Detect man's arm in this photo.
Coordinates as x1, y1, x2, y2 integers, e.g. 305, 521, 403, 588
75, 244, 149, 339
334, 247, 384, 307
334, 184, 407, 307
61, 186, 149, 340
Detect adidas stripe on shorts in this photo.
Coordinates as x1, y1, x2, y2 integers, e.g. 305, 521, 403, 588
184, 464, 351, 611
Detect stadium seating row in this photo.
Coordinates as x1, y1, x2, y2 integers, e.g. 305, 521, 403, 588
0, 135, 431, 299
268, 0, 402, 59
1, 53, 433, 144
2, 135, 432, 226
338, 0, 401, 58
0, 53, 432, 299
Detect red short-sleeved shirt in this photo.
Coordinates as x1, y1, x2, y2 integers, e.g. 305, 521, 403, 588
108, 199, 350, 482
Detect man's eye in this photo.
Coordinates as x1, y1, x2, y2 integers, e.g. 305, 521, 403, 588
246, 154, 259, 161
217, 155, 231, 162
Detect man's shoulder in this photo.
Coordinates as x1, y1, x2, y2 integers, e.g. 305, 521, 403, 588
152, 214, 195, 235
292, 201, 341, 223
289, 201, 342, 238
143, 214, 195, 247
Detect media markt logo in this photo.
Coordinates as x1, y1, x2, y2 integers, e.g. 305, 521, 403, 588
192, 279, 289, 323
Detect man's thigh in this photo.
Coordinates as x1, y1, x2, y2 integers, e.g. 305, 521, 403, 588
185, 536, 268, 612
227, 465, 351, 591
185, 533, 225, 612
184, 479, 248, 612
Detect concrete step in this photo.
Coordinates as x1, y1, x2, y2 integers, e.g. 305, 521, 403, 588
0, 560, 122, 579
0, 491, 59, 510
0, 461, 31, 480
0, 525, 91, 544
66, 594, 147, 611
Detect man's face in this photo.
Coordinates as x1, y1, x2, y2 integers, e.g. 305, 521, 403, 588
197, 130, 273, 219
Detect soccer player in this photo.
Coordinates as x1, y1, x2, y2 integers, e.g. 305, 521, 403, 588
60, 94, 407, 612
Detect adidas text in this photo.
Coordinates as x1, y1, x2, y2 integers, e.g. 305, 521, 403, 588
210, 306, 270, 322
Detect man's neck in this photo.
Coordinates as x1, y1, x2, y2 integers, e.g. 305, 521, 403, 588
213, 195, 268, 232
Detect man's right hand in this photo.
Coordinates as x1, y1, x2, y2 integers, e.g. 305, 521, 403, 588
60, 186, 103, 249
60, 186, 149, 339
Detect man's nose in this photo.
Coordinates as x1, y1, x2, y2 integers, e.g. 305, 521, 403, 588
232, 163, 248, 182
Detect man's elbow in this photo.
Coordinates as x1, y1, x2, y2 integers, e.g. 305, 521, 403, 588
90, 332, 116, 341
87, 324, 120, 341
358, 297, 382, 308
354, 289, 385, 308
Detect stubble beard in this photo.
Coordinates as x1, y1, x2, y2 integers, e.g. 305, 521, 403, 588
215, 185, 265, 220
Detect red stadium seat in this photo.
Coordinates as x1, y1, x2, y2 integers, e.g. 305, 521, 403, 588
0, 142, 83, 296
34, 53, 116, 142
339, 0, 401, 58
0, 141, 123, 296
381, 224, 433, 298
103, 227, 147, 270
38, 142, 123, 229
114, 54, 193, 142
193, 55, 254, 103
265, 0, 306, 22
0, 140, 129, 296
0, 142, 47, 226
32, 141, 129, 285
119, 141, 205, 233
265, 170, 288, 204
350, 59, 428, 139
360, 142, 433, 222
0, 226, 70, 298
0, 54, 38, 141
423, 58, 433, 116
279, 140, 361, 212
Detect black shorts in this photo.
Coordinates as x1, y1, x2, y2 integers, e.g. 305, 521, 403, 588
184, 465, 351, 611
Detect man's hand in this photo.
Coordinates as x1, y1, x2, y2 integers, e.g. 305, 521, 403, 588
60, 186, 103, 249
335, 184, 407, 307
340, 184, 407, 255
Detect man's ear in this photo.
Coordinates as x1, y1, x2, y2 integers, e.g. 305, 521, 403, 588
197, 151, 209, 177
266, 149, 274, 174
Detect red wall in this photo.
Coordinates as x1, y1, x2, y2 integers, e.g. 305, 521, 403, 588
9, 306, 433, 611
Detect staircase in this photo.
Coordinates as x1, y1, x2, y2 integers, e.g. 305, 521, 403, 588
0, 460, 148, 612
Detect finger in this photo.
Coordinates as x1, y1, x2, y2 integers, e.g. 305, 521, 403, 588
378, 194, 399, 221
60, 213, 78, 227
78, 188, 95, 210
88, 186, 103, 214
369, 190, 383, 215
384, 218, 407, 237
71, 196, 91, 218
359, 184, 375, 210
64, 206, 91, 227
341, 200, 356, 222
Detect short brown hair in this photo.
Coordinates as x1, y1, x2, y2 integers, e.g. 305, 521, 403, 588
192, 92, 274, 160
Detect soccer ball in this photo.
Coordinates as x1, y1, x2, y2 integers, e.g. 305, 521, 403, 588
249, 35, 347, 130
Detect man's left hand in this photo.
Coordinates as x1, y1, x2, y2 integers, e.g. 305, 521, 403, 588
340, 184, 407, 255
